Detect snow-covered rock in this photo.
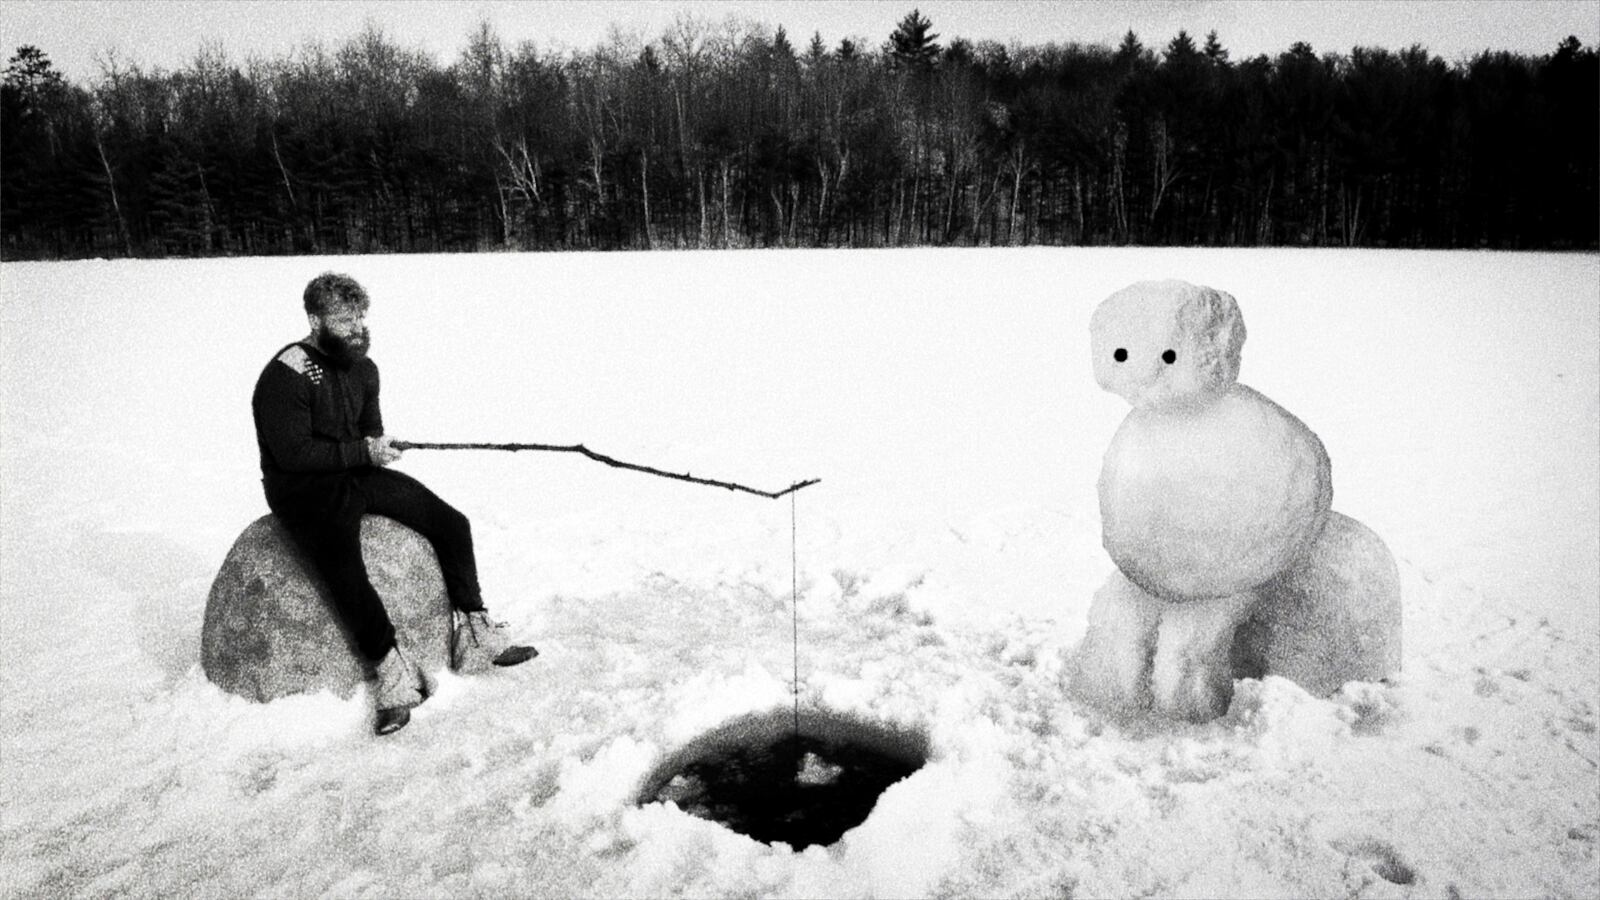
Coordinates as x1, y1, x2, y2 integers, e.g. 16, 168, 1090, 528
200, 514, 451, 702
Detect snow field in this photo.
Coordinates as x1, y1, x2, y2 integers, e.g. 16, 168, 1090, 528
1, 247, 1596, 897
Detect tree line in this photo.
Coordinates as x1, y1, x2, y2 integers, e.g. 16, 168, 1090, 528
3, 10, 1595, 259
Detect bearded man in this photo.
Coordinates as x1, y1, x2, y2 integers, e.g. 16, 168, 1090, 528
252, 272, 535, 735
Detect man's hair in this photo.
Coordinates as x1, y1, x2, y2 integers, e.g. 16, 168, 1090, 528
303, 272, 370, 316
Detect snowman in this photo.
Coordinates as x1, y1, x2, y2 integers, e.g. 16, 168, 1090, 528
1072, 280, 1401, 722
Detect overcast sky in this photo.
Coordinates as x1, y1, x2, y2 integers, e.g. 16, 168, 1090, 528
3, 0, 1596, 83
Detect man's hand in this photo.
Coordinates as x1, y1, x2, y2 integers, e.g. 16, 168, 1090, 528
366, 434, 403, 467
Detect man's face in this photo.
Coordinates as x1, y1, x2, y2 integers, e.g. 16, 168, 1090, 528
311, 304, 371, 366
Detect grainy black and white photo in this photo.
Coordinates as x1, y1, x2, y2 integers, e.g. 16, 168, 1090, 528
1, 1, 1596, 896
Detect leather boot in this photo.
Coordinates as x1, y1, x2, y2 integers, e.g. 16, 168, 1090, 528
451, 611, 539, 673
373, 644, 426, 735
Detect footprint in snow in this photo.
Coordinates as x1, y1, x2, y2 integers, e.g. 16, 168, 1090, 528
1332, 837, 1417, 886
1334, 682, 1403, 736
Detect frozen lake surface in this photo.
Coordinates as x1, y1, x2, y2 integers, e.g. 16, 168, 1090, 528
2, 247, 1596, 897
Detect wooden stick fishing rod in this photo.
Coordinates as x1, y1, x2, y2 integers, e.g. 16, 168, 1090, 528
391, 440, 820, 500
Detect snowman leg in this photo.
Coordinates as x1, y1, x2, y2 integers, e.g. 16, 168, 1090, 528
1070, 570, 1163, 714
1151, 591, 1259, 721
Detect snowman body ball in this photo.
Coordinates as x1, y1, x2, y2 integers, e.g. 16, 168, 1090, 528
1073, 280, 1400, 721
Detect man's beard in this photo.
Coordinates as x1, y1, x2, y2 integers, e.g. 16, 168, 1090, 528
317, 327, 371, 368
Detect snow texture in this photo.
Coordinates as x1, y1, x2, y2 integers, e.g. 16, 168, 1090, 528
1, 249, 1596, 898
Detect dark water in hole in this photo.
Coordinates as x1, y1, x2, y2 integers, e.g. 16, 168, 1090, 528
645, 731, 921, 850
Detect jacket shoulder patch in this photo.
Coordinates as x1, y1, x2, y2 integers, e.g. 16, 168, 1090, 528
276, 345, 325, 384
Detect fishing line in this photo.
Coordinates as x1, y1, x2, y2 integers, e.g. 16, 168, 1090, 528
791, 488, 801, 750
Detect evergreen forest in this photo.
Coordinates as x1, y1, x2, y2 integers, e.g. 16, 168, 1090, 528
3, 10, 1596, 259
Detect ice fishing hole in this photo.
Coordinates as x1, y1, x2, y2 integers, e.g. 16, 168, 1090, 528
1113, 348, 1128, 362
1162, 349, 1177, 364
637, 707, 930, 850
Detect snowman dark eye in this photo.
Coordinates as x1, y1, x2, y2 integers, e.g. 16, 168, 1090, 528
1162, 349, 1177, 364
1113, 348, 1128, 362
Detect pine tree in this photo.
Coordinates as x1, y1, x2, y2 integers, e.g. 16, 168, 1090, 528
1165, 30, 1199, 63
1116, 30, 1146, 68
887, 9, 941, 72
1203, 30, 1229, 65
806, 31, 827, 66
773, 26, 795, 61
2, 46, 71, 255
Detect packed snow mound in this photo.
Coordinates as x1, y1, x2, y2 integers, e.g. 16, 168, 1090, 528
1235, 511, 1403, 696
202, 514, 451, 701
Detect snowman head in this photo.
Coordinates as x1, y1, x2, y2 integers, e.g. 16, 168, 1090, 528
1090, 280, 1247, 407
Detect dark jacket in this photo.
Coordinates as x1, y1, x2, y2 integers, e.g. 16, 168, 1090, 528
252, 340, 382, 519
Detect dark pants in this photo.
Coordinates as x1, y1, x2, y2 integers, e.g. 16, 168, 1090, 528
273, 467, 485, 662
